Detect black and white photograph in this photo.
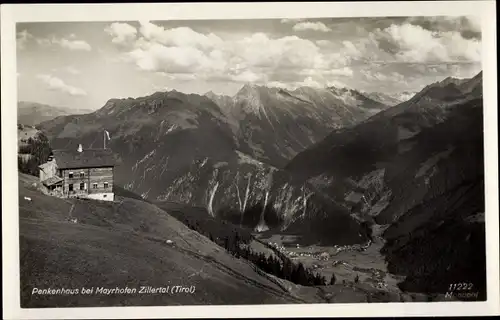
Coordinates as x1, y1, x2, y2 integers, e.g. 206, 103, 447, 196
2, 2, 499, 319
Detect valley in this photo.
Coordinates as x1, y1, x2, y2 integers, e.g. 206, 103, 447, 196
255, 233, 409, 302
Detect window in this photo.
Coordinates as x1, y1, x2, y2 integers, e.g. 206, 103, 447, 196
80, 183, 85, 190
80, 172, 85, 178
69, 171, 74, 178
103, 195, 107, 198
103, 182, 109, 189
92, 183, 98, 189
68, 184, 73, 192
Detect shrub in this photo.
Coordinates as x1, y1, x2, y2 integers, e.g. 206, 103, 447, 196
18, 132, 52, 176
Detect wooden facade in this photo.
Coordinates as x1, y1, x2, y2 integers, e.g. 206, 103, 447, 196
61, 167, 114, 200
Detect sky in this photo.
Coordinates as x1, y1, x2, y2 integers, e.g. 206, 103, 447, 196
16, 16, 482, 110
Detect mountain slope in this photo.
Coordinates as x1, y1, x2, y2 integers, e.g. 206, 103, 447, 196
37, 85, 387, 239
284, 72, 486, 299
17, 101, 92, 126
19, 173, 411, 306
38, 91, 237, 199
286, 73, 483, 204
19, 173, 321, 307
208, 84, 390, 167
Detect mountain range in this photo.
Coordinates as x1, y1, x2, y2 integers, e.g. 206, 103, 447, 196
17, 101, 93, 126
362, 91, 416, 106
285, 71, 485, 297
32, 73, 486, 300
37, 84, 396, 242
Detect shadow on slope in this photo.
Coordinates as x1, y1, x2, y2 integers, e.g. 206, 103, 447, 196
381, 181, 486, 301
18, 174, 318, 307
378, 101, 486, 300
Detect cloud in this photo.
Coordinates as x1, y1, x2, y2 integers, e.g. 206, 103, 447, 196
268, 76, 347, 91
230, 70, 267, 83
165, 73, 197, 81
464, 15, 481, 33
360, 69, 406, 83
106, 20, 482, 95
35, 35, 92, 51
56, 38, 92, 51
64, 66, 81, 75
36, 37, 52, 47
280, 18, 305, 24
443, 62, 482, 79
297, 76, 323, 88
334, 21, 481, 66
293, 22, 331, 32
104, 22, 137, 45
49, 66, 81, 75
112, 22, 337, 85
36, 74, 87, 96
374, 23, 481, 63
17, 30, 34, 50
233, 33, 323, 70
406, 16, 481, 39
126, 42, 214, 74
137, 21, 223, 51
325, 67, 354, 77
331, 35, 393, 66
316, 40, 332, 47
299, 66, 353, 78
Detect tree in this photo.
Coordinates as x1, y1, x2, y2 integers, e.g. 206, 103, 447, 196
329, 273, 336, 285
18, 132, 52, 176
271, 257, 281, 276
314, 274, 326, 286
295, 262, 309, 286
282, 259, 293, 280
234, 231, 240, 246
241, 247, 250, 259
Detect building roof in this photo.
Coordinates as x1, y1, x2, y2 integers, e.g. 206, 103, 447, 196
38, 161, 56, 170
52, 148, 115, 169
41, 175, 63, 186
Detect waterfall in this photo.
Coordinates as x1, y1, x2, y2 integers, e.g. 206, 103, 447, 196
235, 177, 243, 212
242, 174, 251, 213
238, 174, 253, 226
207, 181, 219, 217
255, 191, 270, 232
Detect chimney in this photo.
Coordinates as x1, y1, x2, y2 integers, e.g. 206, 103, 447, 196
77, 144, 83, 153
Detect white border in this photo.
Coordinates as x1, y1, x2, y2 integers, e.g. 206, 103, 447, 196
1, 2, 498, 319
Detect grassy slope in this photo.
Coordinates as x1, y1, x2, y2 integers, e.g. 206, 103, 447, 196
19, 174, 319, 307
19, 173, 408, 306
